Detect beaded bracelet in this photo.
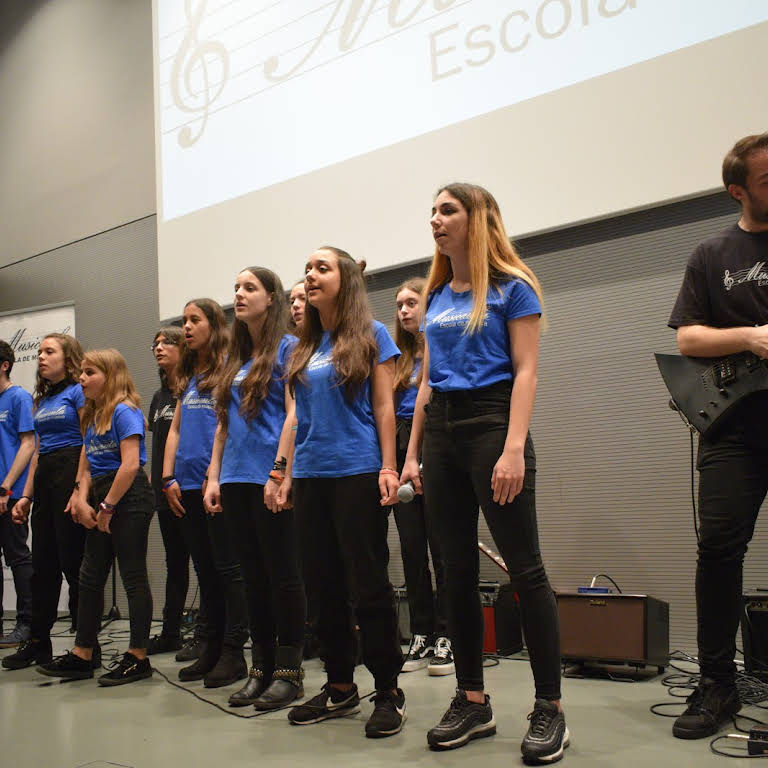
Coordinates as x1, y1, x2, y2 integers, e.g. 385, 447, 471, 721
379, 469, 399, 477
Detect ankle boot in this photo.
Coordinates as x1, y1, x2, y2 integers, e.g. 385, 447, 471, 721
178, 640, 220, 682
253, 646, 304, 710
229, 666, 271, 706
204, 645, 247, 688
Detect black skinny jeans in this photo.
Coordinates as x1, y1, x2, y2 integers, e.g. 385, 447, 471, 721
696, 415, 768, 685
155, 501, 190, 637
179, 489, 248, 649
75, 471, 154, 650
294, 474, 403, 691
30, 446, 86, 640
0, 499, 33, 626
222, 483, 306, 667
422, 382, 561, 698
394, 418, 447, 638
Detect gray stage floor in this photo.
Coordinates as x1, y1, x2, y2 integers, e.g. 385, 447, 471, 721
0, 621, 759, 767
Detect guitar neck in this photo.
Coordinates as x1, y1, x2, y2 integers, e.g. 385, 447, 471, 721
478, 540, 509, 575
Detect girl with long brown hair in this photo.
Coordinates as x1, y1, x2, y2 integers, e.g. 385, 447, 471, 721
401, 183, 567, 761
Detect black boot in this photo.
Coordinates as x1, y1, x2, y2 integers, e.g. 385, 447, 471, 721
253, 646, 304, 711
204, 645, 247, 688
178, 640, 220, 682
229, 666, 270, 707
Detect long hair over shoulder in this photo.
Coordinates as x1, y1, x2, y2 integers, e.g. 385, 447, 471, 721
424, 183, 545, 333
33, 333, 83, 408
287, 247, 377, 401
80, 348, 143, 435
216, 268, 288, 426
393, 277, 425, 393
175, 298, 228, 397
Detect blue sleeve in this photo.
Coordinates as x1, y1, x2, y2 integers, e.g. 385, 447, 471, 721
504, 279, 541, 321
278, 334, 298, 374
72, 385, 86, 410
17, 391, 34, 433
113, 404, 145, 442
373, 321, 400, 364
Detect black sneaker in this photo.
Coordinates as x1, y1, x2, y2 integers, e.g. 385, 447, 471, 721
673, 677, 741, 739
36, 651, 94, 680
428, 637, 455, 676
521, 699, 569, 765
427, 690, 496, 750
2, 638, 53, 670
175, 636, 203, 662
288, 683, 361, 725
402, 634, 434, 672
146, 633, 183, 656
365, 688, 407, 738
98, 652, 153, 687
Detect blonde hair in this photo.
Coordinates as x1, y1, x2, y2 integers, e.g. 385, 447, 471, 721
393, 277, 426, 393
424, 183, 544, 333
80, 349, 143, 435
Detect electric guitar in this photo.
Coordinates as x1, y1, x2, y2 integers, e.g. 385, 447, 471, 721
654, 351, 768, 436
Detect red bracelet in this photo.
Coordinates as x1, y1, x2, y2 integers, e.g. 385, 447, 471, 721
268, 471, 285, 484
99, 501, 116, 515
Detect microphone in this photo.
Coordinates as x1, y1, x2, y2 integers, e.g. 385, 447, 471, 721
397, 481, 415, 504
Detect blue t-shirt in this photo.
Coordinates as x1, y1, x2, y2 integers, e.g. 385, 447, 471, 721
176, 376, 217, 490
0, 385, 35, 498
293, 321, 399, 478
395, 358, 422, 420
425, 279, 541, 392
84, 402, 146, 478
221, 334, 296, 486
34, 382, 85, 455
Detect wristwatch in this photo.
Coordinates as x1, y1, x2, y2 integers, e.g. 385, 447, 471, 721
0, 486, 9, 497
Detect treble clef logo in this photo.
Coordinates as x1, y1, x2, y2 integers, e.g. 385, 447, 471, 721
170, 0, 229, 148
724, 270, 734, 291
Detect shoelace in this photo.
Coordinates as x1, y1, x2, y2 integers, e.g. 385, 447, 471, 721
434, 637, 452, 659
105, 653, 138, 673
408, 634, 427, 656
527, 706, 557, 738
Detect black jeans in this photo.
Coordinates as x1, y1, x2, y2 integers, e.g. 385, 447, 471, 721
696, 416, 768, 684
422, 382, 561, 698
155, 501, 190, 637
222, 483, 306, 666
394, 418, 448, 637
30, 446, 86, 639
294, 474, 403, 691
76, 471, 154, 650
0, 498, 33, 626
179, 489, 248, 649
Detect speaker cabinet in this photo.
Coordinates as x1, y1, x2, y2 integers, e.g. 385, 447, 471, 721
741, 594, 768, 680
556, 593, 669, 671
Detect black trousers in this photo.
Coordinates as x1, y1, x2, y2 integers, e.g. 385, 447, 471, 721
179, 489, 248, 649
76, 471, 154, 650
422, 382, 561, 697
155, 502, 190, 637
696, 416, 768, 684
294, 474, 403, 690
0, 499, 33, 626
222, 483, 306, 666
30, 446, 86, 640
394, 418, 448, 638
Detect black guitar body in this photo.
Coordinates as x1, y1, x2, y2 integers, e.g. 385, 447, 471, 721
655, 352, 768, 436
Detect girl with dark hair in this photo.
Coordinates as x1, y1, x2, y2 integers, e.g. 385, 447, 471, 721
37, 349, 154, 686
401, 183, 567, 762
280, 247, 406, 739
4, 334, 86, 670
163, 299, 248, 688
204, 267, 306, 709
392, 279, 451, 677
289, 280, 307, 330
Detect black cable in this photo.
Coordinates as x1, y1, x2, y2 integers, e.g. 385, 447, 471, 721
589, 573, 622, 593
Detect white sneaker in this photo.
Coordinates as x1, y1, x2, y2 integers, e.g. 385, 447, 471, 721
401, 634, 434, 672
428, 637, 455, 676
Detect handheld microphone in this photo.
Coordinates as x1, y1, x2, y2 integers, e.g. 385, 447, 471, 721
397, 481, 415, 504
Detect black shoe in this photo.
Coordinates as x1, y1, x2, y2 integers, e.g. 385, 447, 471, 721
673, 677, 741, 740
402, 634, 434, 672
2, 638, 53, 670
288, 683, 361, 725
428, 637, 455, 676
91, 644, 103, 670
98, 652, 153, 687
427, 690, 496, 751
365, 688, 407, 738
178, 641, 220, 682
521, 699, 570, 765
229, 666, 270, 707
175, 636, 203, 662
254, 666, 304, 711
146, 633, 183, 656
36, 651, 94, 680
204, 646, 247, 688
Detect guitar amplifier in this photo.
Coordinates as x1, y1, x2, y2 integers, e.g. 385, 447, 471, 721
557, 593, 669, 671
741, 594, 768, 680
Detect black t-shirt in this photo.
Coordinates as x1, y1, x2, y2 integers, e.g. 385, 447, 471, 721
148, 385, 176, 508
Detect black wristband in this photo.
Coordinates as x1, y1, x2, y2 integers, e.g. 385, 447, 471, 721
161, 475, 175, 484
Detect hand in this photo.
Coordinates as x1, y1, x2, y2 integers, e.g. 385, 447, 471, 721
399, 457, 423, 496
96, 507, 113, 533
491, 448, 525, 505
749, 325, 768, 359
275, 476, 293, 511
379, 471, 400, 506
164, 482, 185, 518
0, 495, 7, 515
12, 496, 31, 524
203, 480, 222, 515
73, 498, 98, 529
264, 477, 282, 514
